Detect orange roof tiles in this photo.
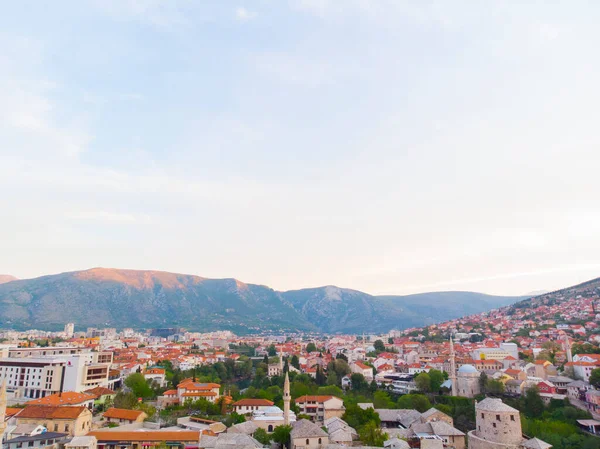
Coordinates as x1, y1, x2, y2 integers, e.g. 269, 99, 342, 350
87, 431, 200, 442
27, 392, 95, 406
16, 406, 88, 420
103, 408, 145, 421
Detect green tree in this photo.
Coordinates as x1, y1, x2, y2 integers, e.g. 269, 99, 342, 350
306, 343, 317, 353
113, 391, 138, 409
396, 394, 431, 413
343, 404, 381, 430
317, 385, 343, 397
291, 354, 300, 370
589, 368, 600, 389
253, 428, 271, 445
373, 340, 386, 353
522, 387, 545, 418
326, 370, 338, 386
358, 421, 388, 447
350, 373, 368, 392
373, 391, 394, 409
271, 425, 293, 445
336, 353, 348, 362
315, 366, 326, 386
415, 372, 431, 393
428, 369, 445, 392
486, 379, 505, 395
267, 345, 277, 356
124, 373, 154, 399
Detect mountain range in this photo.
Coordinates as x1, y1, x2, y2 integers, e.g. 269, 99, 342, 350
0, 268, 526, 334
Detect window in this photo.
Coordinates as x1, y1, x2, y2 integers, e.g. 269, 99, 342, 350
28, 442, 34, 447
318, 439, 322, 444
510, 415, 515, 421
65, 424, 70, 432
268, 425, 273, 432
306, 439, 309, 445
54, 424, 58, 432
492, 423, 496, 428
496, 414, 500, 421
481, 413, 484, 419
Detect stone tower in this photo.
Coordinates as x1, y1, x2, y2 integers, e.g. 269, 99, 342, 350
283, 372, 291, 426
0, 379, 7, 445
564, 334, 573, 363
449, 336, 457, 396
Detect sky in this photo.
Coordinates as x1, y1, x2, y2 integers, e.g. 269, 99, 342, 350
1, 1, 600, 296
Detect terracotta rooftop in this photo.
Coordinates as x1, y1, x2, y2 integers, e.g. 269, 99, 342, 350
28, 392, 96, 406
16, 406, 88, 420
103, 408, 146, 421
87, 431, 200, 442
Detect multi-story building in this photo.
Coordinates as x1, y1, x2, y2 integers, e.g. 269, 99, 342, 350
0, 352, 114, 399
295, 395, 345, 423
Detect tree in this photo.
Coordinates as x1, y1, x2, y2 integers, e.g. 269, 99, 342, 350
271, 425, 292, 445
522, 387, 545, 418
326, 370, 338, 386
113, 391, 138, 409
336, 353, 348, 362
267, 345, 277, 357
358, 421, 387, 447
479, 372, 488, 393
350, 373, 368, 392
428, 369, 445, 392
415, 372, 431, 393
306, 343, 317, 353
315, 366, 326, 386
373, 340, 386, 353
387, 337, 394, 345
343, 404, 381, 430
291, 354, 300, 370
253, 428, 271, 445
590, 368, 600, 389
486, 379, 505, 395
396, 394, 431, 413
124, 373, 154, 399
317, 385, 343, 397
373, 391, 394, 409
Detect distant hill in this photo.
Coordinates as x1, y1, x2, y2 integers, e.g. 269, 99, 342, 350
0, 268, 526, 333
512, 277, 600, 311
0, 275, 17, 285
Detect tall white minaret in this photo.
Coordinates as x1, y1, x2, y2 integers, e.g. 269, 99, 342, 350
283, 372, 291, 426
564, 334, 573, 363
449, 336, 457, 396
0, 379, 7, 445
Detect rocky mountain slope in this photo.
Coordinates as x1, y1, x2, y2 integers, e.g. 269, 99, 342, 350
0, 268, 525, 333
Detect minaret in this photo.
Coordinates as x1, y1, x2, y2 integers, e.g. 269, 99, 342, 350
0, 379, 7, 445
279, 351, 284, 375
283, 372, 291, 426
564, 334, 573, 363
449, 336, 457, 396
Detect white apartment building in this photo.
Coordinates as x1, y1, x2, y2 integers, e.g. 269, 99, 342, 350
0, 352, 114, 399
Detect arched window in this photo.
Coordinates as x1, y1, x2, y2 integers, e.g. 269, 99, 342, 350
306, 439, 310, 445
268, 425, 273, 432
318, 438, 322, 444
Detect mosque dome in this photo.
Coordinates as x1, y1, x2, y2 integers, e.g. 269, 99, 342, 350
458, 364, 478, 374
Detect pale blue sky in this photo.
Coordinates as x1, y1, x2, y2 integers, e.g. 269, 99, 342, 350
2, 1, 600, 295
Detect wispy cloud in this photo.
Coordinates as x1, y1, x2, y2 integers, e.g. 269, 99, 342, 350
235, 7, 257, 22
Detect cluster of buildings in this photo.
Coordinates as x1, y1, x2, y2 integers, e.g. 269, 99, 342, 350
1, 280, 598, 449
